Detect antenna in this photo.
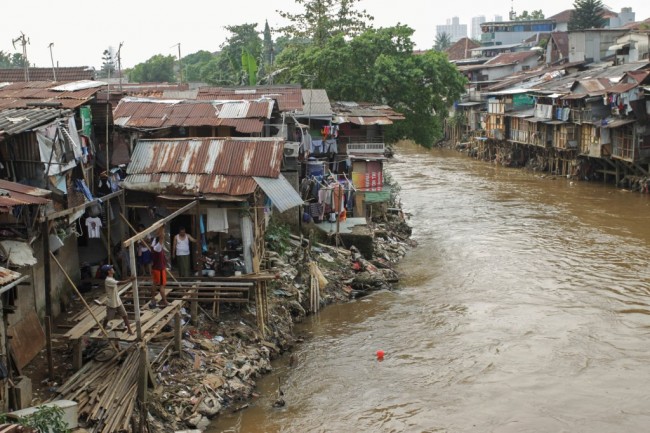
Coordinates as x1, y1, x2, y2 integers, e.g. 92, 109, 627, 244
48, 43, 56, 81
12, 32, 30, 81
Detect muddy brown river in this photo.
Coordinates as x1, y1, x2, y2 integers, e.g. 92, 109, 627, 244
209, 142, 650, 432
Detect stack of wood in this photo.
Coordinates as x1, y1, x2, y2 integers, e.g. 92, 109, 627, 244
52, 347, 140, 433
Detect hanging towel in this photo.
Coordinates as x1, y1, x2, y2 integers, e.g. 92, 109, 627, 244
207, 208, 229, 233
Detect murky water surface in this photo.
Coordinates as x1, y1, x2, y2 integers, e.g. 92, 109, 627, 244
209, 143, 650, 433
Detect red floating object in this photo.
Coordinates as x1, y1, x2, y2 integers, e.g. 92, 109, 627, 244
376, 350, 385, 359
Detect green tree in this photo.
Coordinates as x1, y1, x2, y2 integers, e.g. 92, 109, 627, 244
569, 0, 606, 30
263, 20, 274, 66
517, 10, 545, 20
434, 32, 452, 51
277, 0, 373, 47
182, 50, 215, 82
98, 47, 115, 78
0, 51, 27, 68
128, 54, 176, 83
275, 25, 466, 147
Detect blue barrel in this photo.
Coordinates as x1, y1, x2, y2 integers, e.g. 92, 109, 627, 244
307, 161, 324, 177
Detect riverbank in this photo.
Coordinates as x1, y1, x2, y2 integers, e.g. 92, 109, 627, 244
442, 138, 650, 193
22, 210, 412, 432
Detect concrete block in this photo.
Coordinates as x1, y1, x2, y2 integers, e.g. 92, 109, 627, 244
8, 399, 78, 429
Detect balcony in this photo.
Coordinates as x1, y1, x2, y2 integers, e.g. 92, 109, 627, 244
345, 137, 385, 155
569, 108, 593, 124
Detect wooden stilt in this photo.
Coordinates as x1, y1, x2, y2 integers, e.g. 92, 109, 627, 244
174, 312, 181, 353
45, 316, 54, 379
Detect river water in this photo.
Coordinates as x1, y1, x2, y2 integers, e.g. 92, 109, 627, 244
210, 142, 650, 433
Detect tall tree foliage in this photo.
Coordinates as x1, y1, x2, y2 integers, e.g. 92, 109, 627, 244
569, 0, 607, 30
128, 54, 176, 83
516, 10, 545, 20
98, 47, 115, 78
182, 50, 215, 82
0, 51, 26, 68
434, 32, 452, 51
276, 25, 467, 147
277, 0, 373, 47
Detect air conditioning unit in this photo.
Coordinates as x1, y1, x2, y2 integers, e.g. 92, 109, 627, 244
283, 142, 301, 158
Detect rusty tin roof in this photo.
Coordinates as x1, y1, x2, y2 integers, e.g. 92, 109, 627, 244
0, 80, 103, 109
0, 67, 95, 82
0, 179, 51, 213
113, 97, 274, 133
197, 85, 303, 112
125, 137, 284, 197
331, 101, 405, 125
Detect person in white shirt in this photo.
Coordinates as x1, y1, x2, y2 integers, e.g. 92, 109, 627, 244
100, 264, 133, 335
172, 226, 197, 277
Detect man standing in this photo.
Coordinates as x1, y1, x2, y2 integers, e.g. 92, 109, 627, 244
150, 226, 170, 308
172, 226, 197, 277
101, 264, 133, 335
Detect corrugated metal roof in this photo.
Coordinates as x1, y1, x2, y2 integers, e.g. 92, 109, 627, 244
607, 82, 638, 94
485, 51, 540, 66
331, 101, 404, 125
0, 108, 73, 135
296, 89, 333, 118
0, 80, 102, 109
0, 179, 51, 212
113, 97, 273, 132
601, 118, 636, 128
253, 174, 304, 212
197, 85, 303, 111
0, 266, 22, 286
125, 137, 285, 197
0, 67, 95, 82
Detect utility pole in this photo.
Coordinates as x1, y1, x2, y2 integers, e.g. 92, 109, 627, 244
171, 43, 183, 84
47, 43, 56, 81
12, 32, 30, 82
116, 42, 124, 91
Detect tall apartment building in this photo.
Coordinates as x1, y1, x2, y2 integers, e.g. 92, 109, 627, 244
471, 16, 486, 40
436, 17, 468, 43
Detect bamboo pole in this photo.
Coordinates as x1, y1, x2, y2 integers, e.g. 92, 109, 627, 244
129, 242, 143, 341
49, 252, 118, 351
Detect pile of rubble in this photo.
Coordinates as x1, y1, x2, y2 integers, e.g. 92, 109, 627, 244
142, 216, 413, 431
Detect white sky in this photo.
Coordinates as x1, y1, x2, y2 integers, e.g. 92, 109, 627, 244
3, 0, 649, 69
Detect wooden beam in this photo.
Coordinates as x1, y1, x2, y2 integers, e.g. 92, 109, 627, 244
123, 200, 198, 247
129, 243, 143, 341
44, 189, 123, 221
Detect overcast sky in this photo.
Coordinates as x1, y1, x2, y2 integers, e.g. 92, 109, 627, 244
3, 0, 649, 70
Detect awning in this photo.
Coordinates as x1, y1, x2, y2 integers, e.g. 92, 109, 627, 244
608, 42, 630, 51
254, 174, 304, 213
525, 117, 550, 123
544, 120, 566, 125
602, 118, 636, 128
0, 240, 37, 267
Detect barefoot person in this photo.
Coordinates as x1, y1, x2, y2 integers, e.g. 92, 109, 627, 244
150, 226, 170, 308
101, 264, 134, 335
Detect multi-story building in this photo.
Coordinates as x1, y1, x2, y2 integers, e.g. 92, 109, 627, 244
480, 19, 556, 45
437, 17, 468, 43
472, 16, 486, 40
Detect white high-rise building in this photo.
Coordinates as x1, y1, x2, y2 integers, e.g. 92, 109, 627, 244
494, 14, 503, 22
436, 16, 468, 43
471, 15, 486, 40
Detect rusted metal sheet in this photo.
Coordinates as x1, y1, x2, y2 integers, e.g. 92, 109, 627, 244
126, 138, 284, 197
197, 85, 303, 111
607, 82, 638, 94
0, 80, 102, 109
0, 67, 94, 82
331, 101, 405, 125
0, 266, 22, 286
113, 98, 272, 132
